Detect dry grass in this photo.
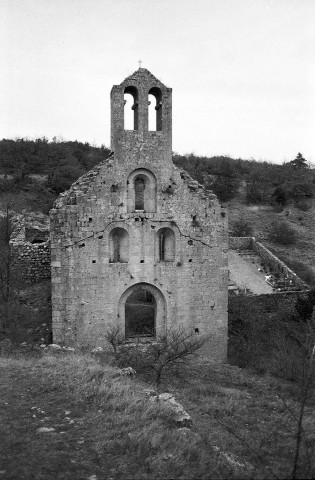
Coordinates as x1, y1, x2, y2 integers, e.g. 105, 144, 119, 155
0, 352, 222, 480
172, 361, 315, 479
1, 350, 314, 479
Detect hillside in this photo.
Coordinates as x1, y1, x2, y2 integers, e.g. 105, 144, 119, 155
1, 350, 314, 479
0, 138, 110, 213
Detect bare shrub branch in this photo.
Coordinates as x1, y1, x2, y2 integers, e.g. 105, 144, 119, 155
105, 325, 211, 389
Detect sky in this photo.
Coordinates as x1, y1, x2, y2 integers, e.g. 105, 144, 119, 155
1, 0, 314, 164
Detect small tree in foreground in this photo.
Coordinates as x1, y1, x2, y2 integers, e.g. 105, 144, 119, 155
105, 325, 211, 388
144, 328, 211, 388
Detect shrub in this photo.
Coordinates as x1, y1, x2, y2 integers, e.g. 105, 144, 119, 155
269, 221, 297, 245
295, 200, 310, 212
105, 325, 210, 388
0, 178, 17, 193
272, 202, 284, 213
292, 182, 314, 198
230, 218, 253, 237
210, 176, 240, 202
272, 186, 289, 206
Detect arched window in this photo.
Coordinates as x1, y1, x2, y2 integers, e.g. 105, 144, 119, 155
127, 169, 157, 213
134, 176, 145, 210
109, 227, 129, 263
124, 86, 138, 130
148, 87, 162, 131
157, 228, 175, 262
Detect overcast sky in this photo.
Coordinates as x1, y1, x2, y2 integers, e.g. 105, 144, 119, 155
1, 0, 314, 164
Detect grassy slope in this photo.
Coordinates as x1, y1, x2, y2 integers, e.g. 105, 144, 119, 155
1, 352, 314, 480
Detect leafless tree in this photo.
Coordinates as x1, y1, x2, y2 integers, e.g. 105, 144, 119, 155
145, 327, 211, 388
105, 325, 211, 388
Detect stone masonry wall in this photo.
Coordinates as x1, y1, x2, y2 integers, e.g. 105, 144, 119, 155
50, 163, 229, 359
229, 289, 310, 319
228, 236, 253, 250
11, 241, 51, 284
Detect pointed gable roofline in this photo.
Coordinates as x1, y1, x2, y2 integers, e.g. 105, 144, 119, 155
111, 68, 170, 92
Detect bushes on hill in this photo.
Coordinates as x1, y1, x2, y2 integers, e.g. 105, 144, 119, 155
172, 154, 242, 202
0, 138, 110, 195
268, 220, 297, 245
1, 140, 314, 206
295, 199, 311, 212
173, 152, 315, 206
46, 163, 84, 194
230, 218, 253, 237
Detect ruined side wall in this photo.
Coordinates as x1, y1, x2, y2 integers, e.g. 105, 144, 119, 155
11, 241, 51, 284
229, 236, 308, 290
252, 241, 308, 290
229, 290, 310, 321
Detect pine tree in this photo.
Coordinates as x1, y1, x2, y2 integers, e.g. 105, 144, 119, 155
289, 152, 308, 169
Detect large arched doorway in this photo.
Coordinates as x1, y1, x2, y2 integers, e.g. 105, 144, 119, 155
125, 287, 156, 337
118, 283, 166, 340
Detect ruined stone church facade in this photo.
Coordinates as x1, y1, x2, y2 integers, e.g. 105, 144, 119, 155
50, 68, 228, 360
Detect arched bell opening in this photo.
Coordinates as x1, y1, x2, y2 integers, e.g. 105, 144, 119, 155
148, 87, 162, 131
124, 86, 139, 130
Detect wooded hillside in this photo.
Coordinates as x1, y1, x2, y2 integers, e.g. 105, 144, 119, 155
173, 152, 315, 204
0, 138, 314, 213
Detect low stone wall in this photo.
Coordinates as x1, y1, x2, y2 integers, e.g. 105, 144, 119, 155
11, 241, 51, 284
228, 236, 253, 250
252, 241, 308, 290
229, 236, 308, 290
